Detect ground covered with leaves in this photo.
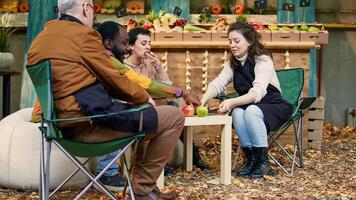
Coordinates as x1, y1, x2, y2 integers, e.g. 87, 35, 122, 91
1, 124, 355, 200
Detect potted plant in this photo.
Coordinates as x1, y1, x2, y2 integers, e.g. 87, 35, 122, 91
0, 13, 15, 69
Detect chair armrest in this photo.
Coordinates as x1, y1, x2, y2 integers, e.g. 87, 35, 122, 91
51, 104, 151, 123
298, 97, 317, 110
214, 92, 239, 101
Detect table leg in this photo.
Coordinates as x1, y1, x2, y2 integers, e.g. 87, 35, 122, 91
183, 126, 193, 171
221, 121, 232, 185
2, 75, 10, 117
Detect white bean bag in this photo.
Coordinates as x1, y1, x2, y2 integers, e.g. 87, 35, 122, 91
168, 140, 184, 168
0, 108, 93, 190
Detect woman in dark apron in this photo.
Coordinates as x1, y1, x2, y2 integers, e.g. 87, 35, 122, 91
201, 22, 293, 178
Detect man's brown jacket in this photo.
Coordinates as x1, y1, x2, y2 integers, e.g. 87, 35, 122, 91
28, 19, 149, 127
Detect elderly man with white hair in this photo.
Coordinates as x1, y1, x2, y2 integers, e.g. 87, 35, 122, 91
26, 0, 191, 199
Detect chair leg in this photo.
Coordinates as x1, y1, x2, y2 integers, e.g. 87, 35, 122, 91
40, 133, 47, 200
299, 118, 304, 167
291, 121, 297, 175
123, 139, 141, 199
49, 158, 92, 198
268, 152, 289, 174
53, 141, 117, 200
45, 140, 52, 199
123, 154, 135, 200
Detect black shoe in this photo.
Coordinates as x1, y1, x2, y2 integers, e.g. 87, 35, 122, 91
98, 174, 126, 191
164, 165, 174, 177
237, 147, 255, 177
250, 147, 272, 179
193, 144, 209, 170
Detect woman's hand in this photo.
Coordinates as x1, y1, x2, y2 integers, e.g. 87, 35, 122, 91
145, 51, 162, 72
218, 98, 237, 113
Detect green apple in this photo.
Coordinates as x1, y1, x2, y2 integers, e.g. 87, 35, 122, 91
196, 106, 208, 117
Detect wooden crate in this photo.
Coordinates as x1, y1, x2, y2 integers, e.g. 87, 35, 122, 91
211, 31, 228, 42
257, 30, 271, 42
300, 31, 329, 44
0, 0, 19, 13
308, 129, 323, 141
183, 31, 212, 42
308, 108, 325, 120
155, 31, 183, 42
271, 31, 300, 42
308, 140, 322, 150
307, 97, 326, 150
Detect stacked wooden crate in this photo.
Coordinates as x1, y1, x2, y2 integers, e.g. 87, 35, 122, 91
307, 97, 326, 150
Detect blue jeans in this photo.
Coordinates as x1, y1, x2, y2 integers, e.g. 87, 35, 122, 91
97, 151, 120, 176
231, 105, 268, 148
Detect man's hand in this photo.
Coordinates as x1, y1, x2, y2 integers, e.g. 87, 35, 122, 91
182, 91, 201, 106
147, 96, 156, 106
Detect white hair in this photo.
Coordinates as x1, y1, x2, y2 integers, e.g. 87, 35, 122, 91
58, 0, 92, 15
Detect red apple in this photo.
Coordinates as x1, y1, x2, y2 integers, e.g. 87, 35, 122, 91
142, 21, 153, 29
181, 104, 195, 117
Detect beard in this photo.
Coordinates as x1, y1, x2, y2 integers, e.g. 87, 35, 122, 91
111, 45, 125, 63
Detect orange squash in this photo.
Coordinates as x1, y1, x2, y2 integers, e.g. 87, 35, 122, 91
234, 3, 245, 15
18, 3, 29, 13
211, 4, 222, 15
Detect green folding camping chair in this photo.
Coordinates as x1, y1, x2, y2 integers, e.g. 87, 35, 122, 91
27, 59, 150, 200
268, 68, 315, 175
217, 68, 316, 175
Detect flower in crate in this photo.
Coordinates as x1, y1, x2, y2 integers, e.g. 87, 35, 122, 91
0, 13, 14, 52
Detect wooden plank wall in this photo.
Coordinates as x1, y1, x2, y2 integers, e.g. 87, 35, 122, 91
154, 48, 310, 147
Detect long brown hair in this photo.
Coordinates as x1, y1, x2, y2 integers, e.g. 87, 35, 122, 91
227, 22, 272, 70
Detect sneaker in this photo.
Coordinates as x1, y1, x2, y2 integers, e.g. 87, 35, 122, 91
97, 174, 126, 192
164, 165, 175, 177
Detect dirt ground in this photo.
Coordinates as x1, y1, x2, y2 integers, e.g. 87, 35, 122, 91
0, 124, 355, 200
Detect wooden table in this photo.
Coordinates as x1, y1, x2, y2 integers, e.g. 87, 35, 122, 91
183, 115, 232, 185
157, 114, 232, 188
0, 69, 20, 118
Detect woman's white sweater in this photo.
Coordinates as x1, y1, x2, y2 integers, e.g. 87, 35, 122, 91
202, 54, 281, 104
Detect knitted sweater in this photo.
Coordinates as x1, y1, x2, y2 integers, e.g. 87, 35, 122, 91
202, 54, 281, 104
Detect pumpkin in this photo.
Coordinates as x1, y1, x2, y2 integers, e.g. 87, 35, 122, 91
211, 4, 222, 15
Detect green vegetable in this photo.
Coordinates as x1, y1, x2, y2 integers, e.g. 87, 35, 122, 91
184, 25, 206, 32
236, 14, 247, 23
268, 24, 278, 31
104, 4, 113, 10
278, 26, 290, 31
147, 10, 157, 22
300, 24, 309, 31
308, 26, 320, 32
137, 19, 145, 26
199, 13, 211, 24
